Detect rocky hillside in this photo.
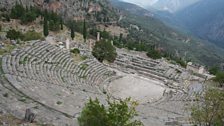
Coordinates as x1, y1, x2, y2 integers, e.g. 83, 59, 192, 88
0, 0, 118, 21
111, 0, 154, 17
111, 0, 224, 66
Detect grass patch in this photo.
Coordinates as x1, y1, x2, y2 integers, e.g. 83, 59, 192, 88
80, 63, 89, 70
80, 56, 88, 61
19, 56, 28, 64
0, 44, 16, 55
18, 97, 26, 102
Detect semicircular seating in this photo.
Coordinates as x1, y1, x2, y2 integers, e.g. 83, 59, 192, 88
2, 41, 116, 116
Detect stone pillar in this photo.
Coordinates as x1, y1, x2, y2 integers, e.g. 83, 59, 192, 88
97, 32, 100, 41
111, 40, 114, 46
66, 39, 70, 50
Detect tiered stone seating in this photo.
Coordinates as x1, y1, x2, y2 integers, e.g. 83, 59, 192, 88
114, 52, 186, 82
2, 41, 115, 116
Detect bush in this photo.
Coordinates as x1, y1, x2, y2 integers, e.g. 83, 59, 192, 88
21, 11, 37, 24
146, 49, 162, 59
70, 48, 80, 54
191, 89, 224, 126
6, 29, 23, 40
213, 72, 224, 87
209, 66, 220, 75
22, 31, 42, 41
78, 98, 143, 126
92, 39, 117, 63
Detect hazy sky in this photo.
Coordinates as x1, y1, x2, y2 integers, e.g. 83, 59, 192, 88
121, 0, 158, 7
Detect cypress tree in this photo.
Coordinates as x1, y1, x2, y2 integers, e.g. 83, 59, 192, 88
71, 23, 75, 40
43, 16, 49, 37
83, 19, 87, 42
119, 33, 123, 43
60, 18, 63, 30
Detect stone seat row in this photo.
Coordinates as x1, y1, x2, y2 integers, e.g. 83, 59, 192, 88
3, 41, 114, 88
2, 41, 116, 116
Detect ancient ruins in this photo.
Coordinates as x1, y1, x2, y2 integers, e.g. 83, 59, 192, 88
0, 39, 207, 125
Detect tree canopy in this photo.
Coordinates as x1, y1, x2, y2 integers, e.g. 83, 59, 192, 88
83, 19, 87, 42
209, 66, 220, 75
213, 72, 224, 87
6, 29, 23, 40
92, 39, 117, 63
43, 16, 49, 37
146, 49, 162, 60
10, 4, 41, 24
78, 98, 143, 126
191, 89, 224, 126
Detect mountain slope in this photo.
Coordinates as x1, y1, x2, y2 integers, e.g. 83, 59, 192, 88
148, 0, 201, 13
111, 0, 224, 66
174, 0, 224, 48
0, 0, 118, 21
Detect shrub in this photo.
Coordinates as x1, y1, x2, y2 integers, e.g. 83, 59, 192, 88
146, 49, 162, 59
6, 29, 23, 40
78, 98, 143, 126
191, 89, 224, 126
22, 31, 42, 41
70, 48, 80, 54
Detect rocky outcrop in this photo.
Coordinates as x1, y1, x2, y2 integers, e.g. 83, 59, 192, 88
0, 0, 113, 21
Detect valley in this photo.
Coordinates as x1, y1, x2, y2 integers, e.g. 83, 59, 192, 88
0, 0, 223, 126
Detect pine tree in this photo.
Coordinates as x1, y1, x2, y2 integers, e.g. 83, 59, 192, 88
83, 19, 87, 42
43, 16, 49, 37
71, 23, 75, 40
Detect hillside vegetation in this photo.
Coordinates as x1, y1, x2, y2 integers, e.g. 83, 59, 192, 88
111, 0, 224, 66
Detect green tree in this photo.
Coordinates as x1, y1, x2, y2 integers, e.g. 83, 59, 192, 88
209, 66, 220, 75
78, 99, 108, 126
213, 72, 224, 87
49, 20, 60, 31
146, 49, 161, 60
71, 24, 75, 40
101, 30, 110, 39
119, 33, 123, 43
10, 3, 25, 19
70, 48, 80, 54
43, 16, 49, 37
21, 11, 36, 24
60, 18, 63, 30
92, 39, 117, 63
83, 19, 87, 42
78, 98, 143, 126
6, 29, 23, 40
191, 89, 224, 126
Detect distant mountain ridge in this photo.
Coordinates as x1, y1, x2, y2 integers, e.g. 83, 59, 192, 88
145, 0, 201, 13
111, 0, 224, 66
174, 0, 224, 48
